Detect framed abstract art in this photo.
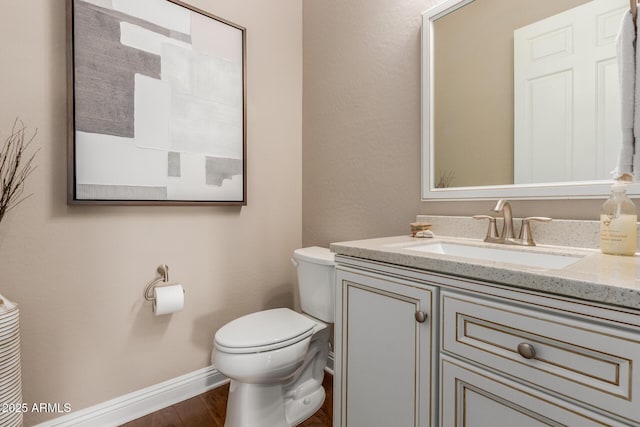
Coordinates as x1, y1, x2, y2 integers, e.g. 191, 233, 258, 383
66, 0, 246, 205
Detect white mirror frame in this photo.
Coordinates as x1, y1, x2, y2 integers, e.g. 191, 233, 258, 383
421, 0, 640, 200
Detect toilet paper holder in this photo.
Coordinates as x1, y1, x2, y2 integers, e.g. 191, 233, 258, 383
144, 264, 172, 301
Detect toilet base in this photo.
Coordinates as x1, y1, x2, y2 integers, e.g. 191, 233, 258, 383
224, 381, 288, 427
285, 384, 325, 426
224, 379, 324, 427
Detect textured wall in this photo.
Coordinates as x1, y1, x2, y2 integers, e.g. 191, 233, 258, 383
303, 0, 437, 246
0, 0, 302, 424
302, 0, 631, 249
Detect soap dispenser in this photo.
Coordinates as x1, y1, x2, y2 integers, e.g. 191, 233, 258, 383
600, 182, 638, 256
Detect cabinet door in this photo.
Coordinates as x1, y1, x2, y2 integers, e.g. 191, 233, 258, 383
441, 356, 630, 427
334, 267, 436, 427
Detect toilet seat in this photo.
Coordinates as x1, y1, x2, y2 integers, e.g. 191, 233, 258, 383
214, 308, 316, 354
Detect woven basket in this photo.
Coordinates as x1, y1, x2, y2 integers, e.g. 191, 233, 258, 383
0, 295, 23, 427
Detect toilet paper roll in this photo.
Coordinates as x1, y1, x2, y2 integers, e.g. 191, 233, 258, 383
153, 284, 184, 316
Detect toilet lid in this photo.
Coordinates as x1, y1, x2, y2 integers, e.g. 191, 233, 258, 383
214, 308, 316, 353
292, 246, 335, 266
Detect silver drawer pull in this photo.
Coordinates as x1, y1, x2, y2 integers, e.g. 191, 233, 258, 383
517, 343, 536, 359
415, 311, 428, 323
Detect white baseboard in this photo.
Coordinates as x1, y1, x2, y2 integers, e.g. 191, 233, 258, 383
33, 365, 228, 427
326, 350, 334, 375
34, 351, 335, 427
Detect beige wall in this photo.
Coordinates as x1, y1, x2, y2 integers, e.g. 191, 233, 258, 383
302, 0, 631, 249
303, 0, 436, 246
0, 0, 302, 424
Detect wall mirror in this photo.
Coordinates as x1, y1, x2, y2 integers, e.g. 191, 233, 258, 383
422, 0, 640, 200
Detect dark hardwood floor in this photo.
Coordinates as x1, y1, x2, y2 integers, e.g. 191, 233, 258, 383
120, 374, 332, 427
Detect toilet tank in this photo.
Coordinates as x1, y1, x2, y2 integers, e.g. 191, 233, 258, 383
292, 247, 335, 323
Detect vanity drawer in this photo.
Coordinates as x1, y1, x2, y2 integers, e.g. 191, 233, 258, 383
441, 291, 640, 424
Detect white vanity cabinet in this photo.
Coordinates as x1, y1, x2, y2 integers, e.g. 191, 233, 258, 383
440, 357, 630, 426
333, 263, 438, 427
333, 255, 640, 427
440, 290, 640, 426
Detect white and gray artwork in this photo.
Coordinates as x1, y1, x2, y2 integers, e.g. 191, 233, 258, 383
72, 0, 244, 202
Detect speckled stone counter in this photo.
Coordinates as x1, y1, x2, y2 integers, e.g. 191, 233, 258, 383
330, 232, 640, 310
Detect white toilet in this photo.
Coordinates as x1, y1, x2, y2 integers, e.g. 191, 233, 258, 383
212, 246, 335, 427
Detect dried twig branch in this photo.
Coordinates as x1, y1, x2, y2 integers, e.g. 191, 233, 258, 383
435, 170, 455, 188
0, 118, 39, 223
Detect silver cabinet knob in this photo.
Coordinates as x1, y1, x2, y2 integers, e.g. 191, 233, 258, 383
415, 311, 428, 323
517, 342, 536, 359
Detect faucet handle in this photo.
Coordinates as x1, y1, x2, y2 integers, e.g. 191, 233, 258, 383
518, 217, 552, 246
473, 215, 499, 242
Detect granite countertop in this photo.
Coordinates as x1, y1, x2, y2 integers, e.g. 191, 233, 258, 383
330, 235, 640, 310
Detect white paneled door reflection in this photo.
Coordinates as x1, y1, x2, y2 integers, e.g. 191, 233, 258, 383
514, 0, 626, 184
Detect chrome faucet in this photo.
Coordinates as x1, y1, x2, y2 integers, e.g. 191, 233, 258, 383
473, 199, 552, 246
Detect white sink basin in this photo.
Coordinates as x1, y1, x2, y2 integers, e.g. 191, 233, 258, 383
407, 242, 583, 269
